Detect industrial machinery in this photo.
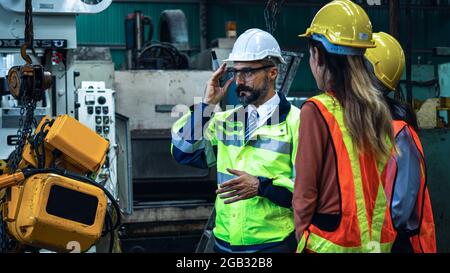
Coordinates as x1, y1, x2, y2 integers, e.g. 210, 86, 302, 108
124, 9, 190, 70
0, 0, 113, 162
398, 60, 450, 129
0, 0, 120, 253
0, 114, 118, 253
76, 81, 118, 201
70, 47, 132, 217
114, 69, 216, 252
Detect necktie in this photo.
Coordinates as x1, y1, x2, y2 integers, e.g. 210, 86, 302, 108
245, 109, 258, 141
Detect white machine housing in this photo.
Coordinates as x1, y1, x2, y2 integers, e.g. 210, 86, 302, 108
1, 0, 112, 15
0, 0, 112, 161
76, 81, 118, 201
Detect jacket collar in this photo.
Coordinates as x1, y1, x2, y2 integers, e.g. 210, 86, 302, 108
225, 92, 291, 125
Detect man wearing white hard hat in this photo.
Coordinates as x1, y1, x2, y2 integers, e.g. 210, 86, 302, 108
171, 28, 300, 253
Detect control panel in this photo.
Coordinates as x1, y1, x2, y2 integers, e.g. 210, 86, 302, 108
76, 81, 117, 199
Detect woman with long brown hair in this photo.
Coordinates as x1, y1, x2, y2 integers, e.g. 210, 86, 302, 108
293, 0, 397, 253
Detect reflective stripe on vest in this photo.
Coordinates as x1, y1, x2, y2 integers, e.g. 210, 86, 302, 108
215, 120, 292, 155
297, 93, 393, 253
213, 110, 298, 246
298, 232, 393, 253
171, 94, 299, 247
171, 131, 206, 153
220, 137, 291, 155
217, 171, 237, 185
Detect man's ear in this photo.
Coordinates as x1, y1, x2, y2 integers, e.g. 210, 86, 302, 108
268, 67, 278, 81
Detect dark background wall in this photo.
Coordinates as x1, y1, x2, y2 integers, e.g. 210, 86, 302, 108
76, 0, 450, 95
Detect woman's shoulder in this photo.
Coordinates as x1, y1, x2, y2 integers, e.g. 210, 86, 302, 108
300, 101, 322, 119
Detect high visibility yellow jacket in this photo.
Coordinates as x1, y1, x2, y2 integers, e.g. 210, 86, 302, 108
171, 92, 300, 249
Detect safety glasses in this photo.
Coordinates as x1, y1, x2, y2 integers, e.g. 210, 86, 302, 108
227, 65, 274, 81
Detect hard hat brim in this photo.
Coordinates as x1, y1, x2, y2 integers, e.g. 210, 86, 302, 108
298, 34, 309, 38
223, 57, 287, 65
298, 29, 312, 38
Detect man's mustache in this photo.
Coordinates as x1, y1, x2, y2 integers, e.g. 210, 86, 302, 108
236, 85, 254, 94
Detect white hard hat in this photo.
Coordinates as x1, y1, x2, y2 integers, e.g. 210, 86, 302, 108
224, 28, 286, 64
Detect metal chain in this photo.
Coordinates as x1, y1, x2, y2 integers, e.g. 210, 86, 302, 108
1, 0, 37, 253
25, 0, 33, 46
8, 96, 37, 173
0, 211, 9, 252
23, 0, 35, 63
264, 0, 285, 35
3, 86, 38, 253
7, 0, 37, 173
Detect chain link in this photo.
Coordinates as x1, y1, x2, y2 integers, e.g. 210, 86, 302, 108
7, 0, 37, 174
1, 0, 40, 253
2, 91, 38, 253
8, 96, 37, 173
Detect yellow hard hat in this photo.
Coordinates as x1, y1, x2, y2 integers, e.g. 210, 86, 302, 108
299, 0, 375, 49
365, 32, 405, 91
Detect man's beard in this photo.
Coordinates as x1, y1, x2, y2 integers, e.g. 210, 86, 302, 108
236, 78, 269, 106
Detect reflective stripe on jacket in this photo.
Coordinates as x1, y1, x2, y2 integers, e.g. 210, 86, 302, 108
171, 92, 300, 246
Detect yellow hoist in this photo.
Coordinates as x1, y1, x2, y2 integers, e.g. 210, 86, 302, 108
0, 0, 120, 253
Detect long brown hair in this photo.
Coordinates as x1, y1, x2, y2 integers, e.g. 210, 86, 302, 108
310, 39, 395, 159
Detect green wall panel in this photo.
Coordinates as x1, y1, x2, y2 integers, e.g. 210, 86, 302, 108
111, 49, 126, 70
76, 2, 200, 47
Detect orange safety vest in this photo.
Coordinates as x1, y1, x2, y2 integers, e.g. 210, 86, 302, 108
297, 93, 396, 253
381, 120, 436, 253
